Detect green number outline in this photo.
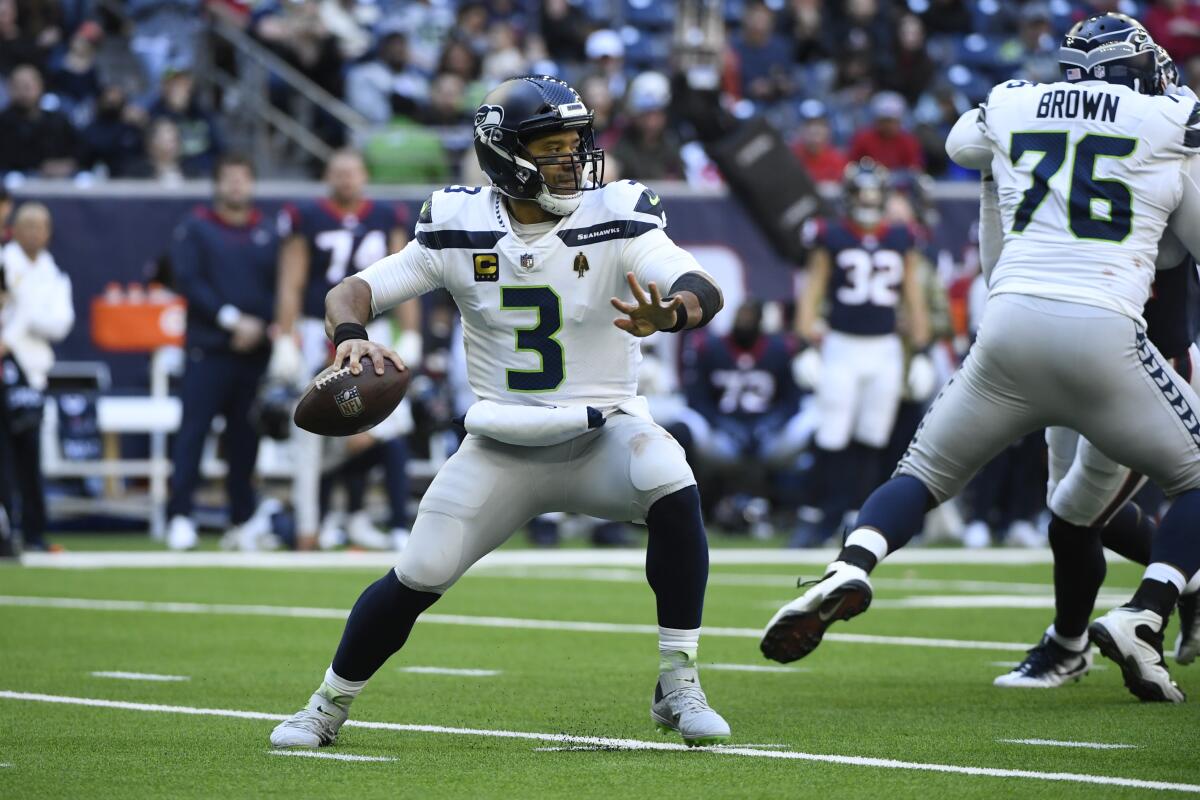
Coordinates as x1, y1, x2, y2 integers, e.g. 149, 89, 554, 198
1067, 133, 1137, 243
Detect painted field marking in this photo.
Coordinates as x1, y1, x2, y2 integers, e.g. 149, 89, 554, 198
90, 671, 190, 682
399, 667, 500, 677
18, 548, 1074, 570
0, 691, 1193, 794
705, 663, 805, 674
999, 739, 1137, 750
268, 750, 397, 763
0, 595, 1032, 653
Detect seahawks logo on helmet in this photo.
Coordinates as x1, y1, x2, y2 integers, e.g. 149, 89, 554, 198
474, 105, 505, 144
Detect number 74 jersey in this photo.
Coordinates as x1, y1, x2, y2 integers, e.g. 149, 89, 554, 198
974, 79, 1200, 321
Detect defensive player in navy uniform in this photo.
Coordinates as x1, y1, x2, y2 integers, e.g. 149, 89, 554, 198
270, 76, 729, 749
165, 154, 279, 551
270, 148, 421, 550
764, 14, 1200, 702
791, 161, 930, 547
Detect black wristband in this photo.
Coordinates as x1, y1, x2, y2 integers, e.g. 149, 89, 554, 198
664, 300, 689, 333
333, 322, 369, 347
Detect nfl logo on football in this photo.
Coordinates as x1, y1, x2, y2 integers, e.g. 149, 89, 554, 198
334, 386, 364, 418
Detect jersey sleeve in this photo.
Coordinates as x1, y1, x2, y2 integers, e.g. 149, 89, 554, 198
624, 228, 707, 291
356, 237, 443, 315
946, 106, 994, 172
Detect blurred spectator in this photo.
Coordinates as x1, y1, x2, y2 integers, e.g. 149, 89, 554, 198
1147, 0, 1200, 65
612, 72, 684, 182
883, 14, 934, 105
47, 20, 103, 126
916, 0, 972, 35
0, 65, 80, 177
481, 21, 527, 84
437, 37, 482, 84
539, 0, 588, 64
148, 67, 224, 176
732, 2, 795, 105
579, 73, 620, 149
0, 0, 48, 75
83, 85, 147, 177
913, 84, 971, 177
0, 201, 75, 552
998, 3, 1059, 85
419, 72, 468, 126
848, 92, 924, 172
252, 0, 344, 99
784, 0, 831, 66
378, 0, 454, 75
0, 186, 11, 240
126, 117, 198, 183
832, 0, 893, 69
128, 0, 203, 90
319, 0, 375, 62
791, 103, 847, 185
585, 29, 626, 100
454, 1, 489, 56
346, 28, 429, 124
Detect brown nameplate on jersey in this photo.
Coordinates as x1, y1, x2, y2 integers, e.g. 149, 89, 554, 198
574, 252, 589, 278
473, 253, 499, 282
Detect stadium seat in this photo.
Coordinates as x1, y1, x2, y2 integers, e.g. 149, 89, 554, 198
623, 0, 675, 30
363, 119, 452, 184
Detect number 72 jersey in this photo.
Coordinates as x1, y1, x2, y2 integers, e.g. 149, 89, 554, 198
976, 79, 1200, 321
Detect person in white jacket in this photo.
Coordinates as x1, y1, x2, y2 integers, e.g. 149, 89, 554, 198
0, 202, 75, 551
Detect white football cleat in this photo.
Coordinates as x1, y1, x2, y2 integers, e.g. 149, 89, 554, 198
391, 527, 410, 551
994, 634, 1091, 688
650, 667, 730, 747
961, 520, 990, 549
1005, 519, 1046, 548
760, 561, 872, 663
1175, 592, 1199, 665
1089, 607, 1185, 703
346, 511, 392, 550
270, 692, 349, 748
166, 516, 198, 551
318, 512, 346, 550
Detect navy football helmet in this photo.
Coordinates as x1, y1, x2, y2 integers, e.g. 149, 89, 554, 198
1058, 13, 1157, 94
843, 159, 890, 229
473, 75, 605, 216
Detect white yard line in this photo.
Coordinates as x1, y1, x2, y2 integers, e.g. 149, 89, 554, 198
0, 691, 1191, 793
17, 548, 1075, 570
267, 750, 397, 763
999, 739, 1138, 750
0, 595, 1031, 652
90, 671, 190, 682
705, 663, 806, 674
398, 667, 500, 677
871, 594, 1132, 610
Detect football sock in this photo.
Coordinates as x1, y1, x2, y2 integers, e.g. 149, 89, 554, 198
1146, 488, 1200, 582
318, 666, 366, 710
843, 475, 934, 561
658, 626, 700, 671
837, 529, 888, 573
1046, 624, 1088, 653
1099, 502, 1154, 565
1047, 514, 1106, 639
645, 486, 708, 631
1126, 567, 1184, 619
330, 569, 440, 683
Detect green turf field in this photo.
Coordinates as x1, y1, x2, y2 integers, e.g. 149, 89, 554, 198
1, 549, 1198, 799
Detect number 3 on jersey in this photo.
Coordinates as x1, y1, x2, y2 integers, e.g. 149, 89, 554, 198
501, 286, 565, 392
1010, 132, 1136, 242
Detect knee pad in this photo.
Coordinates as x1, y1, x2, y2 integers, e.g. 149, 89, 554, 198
394, 511, 465, 593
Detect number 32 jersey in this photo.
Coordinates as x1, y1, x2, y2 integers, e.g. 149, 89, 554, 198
805, 218, 914, 336
358, 181, 705, 409
279, 199, 406, 319
970, 80, 1200, 321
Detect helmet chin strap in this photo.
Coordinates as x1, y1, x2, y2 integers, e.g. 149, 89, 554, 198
535, 186, 583, 216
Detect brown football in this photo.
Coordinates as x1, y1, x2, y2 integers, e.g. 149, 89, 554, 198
293, 356, 410, 437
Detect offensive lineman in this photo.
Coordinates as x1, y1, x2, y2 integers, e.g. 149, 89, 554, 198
762, 14, 1200, 703
270, 76, 729, 748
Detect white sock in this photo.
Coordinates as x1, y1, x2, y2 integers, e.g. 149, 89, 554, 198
658, 626, 699, 670
318, 665, 367, 709
1144, 562, 1187, 593
1046, 623, 1088, 653
844, 528, 889, 563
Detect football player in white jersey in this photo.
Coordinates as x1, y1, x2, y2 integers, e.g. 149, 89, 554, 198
762, 14, 1200, 703
270, 76, 730, 748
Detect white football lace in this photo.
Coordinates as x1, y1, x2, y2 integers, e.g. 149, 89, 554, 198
314, 367, 351, 390
285, 709, 337, 741
671, 686, 711, 715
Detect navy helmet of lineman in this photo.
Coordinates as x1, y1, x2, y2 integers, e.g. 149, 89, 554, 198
1057, 12, 1158, 94
472, 75, 605, 217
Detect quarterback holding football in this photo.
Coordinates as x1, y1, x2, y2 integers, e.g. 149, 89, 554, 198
271, 76, 729, 748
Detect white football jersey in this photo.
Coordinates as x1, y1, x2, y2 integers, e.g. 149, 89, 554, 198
358, 180, 704, 409
955, 79, 1200, 321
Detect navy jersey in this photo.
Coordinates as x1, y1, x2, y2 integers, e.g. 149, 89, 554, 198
1143, 256, 1198, 364
169, 206, 279, 354
806, 218, 914, 336
280, 199, 406, 319
683, 332, 799, 426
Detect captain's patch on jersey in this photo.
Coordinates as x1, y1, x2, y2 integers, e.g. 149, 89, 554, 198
473, 252, 499, 282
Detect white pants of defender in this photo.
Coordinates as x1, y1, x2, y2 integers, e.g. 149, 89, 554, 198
393, 411, 695, 594
815, 331, 904, 451
1046, 343, 1200, 527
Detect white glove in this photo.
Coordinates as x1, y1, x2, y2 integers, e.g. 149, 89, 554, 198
792, 347, 822, 390
906, 352, 937, 401
1169, 83, 1199, 102
268, 335, 305, 387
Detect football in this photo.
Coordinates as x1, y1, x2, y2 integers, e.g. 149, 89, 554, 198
293, 356, 410, 437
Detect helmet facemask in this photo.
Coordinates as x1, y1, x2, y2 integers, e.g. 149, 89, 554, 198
518, 126, 606, 216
